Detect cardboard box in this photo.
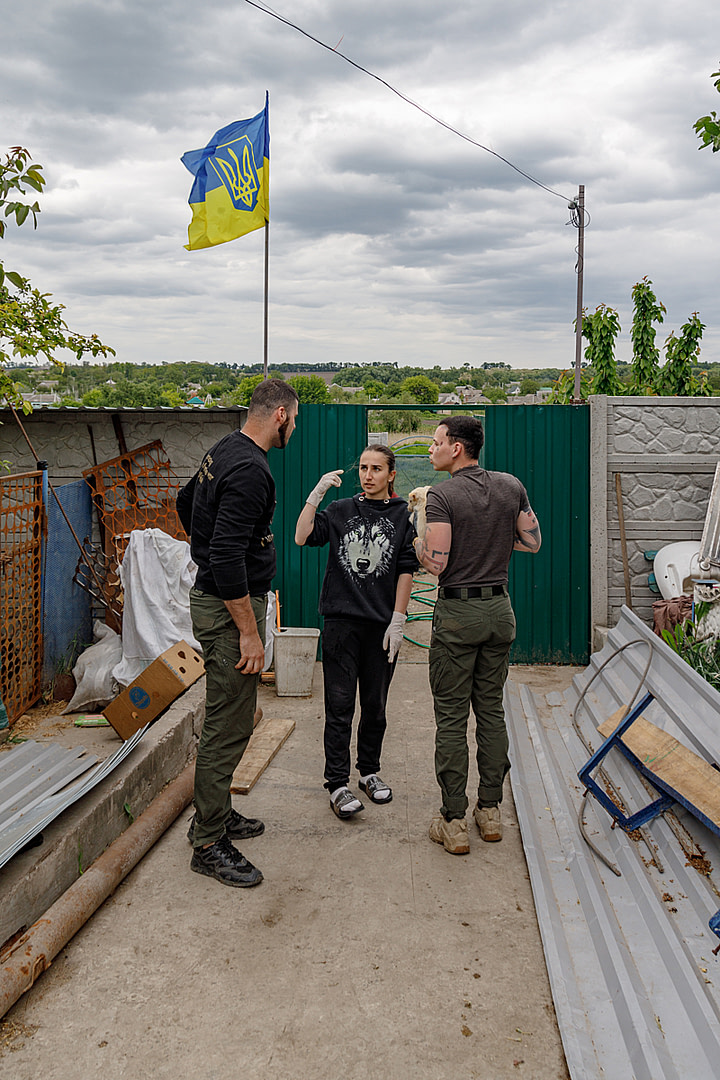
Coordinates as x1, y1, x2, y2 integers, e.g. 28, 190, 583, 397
103, 641, 205, 740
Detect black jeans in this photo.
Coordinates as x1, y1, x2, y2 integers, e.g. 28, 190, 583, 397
322, 618, 397, 791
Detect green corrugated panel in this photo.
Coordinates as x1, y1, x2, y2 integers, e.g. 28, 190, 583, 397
268, 402, 589, 662
268, 404, 368, 631
484, 404, 590, 664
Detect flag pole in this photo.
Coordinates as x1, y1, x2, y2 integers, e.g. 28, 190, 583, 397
263, 91, 270, 380
263, 220, 269, 379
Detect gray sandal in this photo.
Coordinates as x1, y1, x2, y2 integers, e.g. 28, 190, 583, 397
359, 774, 393, 803
331, 787, 364, 819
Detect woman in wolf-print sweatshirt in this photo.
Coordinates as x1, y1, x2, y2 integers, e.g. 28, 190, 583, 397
295, 445, 418, 820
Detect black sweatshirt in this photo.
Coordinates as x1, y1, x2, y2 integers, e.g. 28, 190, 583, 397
305, 493, 418, 624
176, 430, 276, 600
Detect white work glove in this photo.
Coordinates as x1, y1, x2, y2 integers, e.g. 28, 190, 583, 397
306, 469, 344, 507
408, 485, 431, 541
383, 611, 407, 663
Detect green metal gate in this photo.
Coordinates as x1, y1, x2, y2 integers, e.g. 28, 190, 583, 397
484, 403, 590, 664
269, 404, 368, 634
269, 402, 590, 665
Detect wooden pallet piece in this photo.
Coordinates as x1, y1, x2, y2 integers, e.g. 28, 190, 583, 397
598, 707, 720, 828
230, 715, 295, 795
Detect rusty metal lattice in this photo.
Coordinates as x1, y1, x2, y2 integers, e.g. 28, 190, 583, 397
0, 471, 44, 724
82, 440, 187, 566
73, 541, 124, 622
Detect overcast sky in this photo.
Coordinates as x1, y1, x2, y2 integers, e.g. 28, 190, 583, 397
2, 0, 720, 373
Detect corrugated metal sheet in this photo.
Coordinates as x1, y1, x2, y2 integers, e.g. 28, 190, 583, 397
506, 606, 720, 1079
269, 404, 368, 632
0, 724, 149, 869
0, 740, 98, 828
485, 403, 590, 663
268, 402, 590, 664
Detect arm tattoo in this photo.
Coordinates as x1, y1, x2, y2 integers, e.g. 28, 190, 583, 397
417, 537, 449, 572
515, 525, 541, 552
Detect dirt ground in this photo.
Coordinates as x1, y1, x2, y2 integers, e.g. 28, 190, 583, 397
0, 648, 577, 1080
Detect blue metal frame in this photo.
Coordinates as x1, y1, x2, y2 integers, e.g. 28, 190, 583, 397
578, 690, 720, 941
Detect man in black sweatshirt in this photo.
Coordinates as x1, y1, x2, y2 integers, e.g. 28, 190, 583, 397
177, 378, 298, 887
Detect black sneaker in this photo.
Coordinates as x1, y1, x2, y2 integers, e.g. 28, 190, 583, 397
187, 807, 265, 844
190, 835, 263, 888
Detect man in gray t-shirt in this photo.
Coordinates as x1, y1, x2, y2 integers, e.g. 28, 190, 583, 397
413, 415, 541, 855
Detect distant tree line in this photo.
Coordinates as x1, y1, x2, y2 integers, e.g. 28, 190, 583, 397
8, 291, 720, 410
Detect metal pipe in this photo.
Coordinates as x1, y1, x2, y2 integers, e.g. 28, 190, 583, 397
0, 762, 194, 1019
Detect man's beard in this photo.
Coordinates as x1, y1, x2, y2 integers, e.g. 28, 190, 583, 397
276, 417, 291, 448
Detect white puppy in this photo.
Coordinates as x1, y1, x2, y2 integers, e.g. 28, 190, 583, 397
408, 485, 431, 541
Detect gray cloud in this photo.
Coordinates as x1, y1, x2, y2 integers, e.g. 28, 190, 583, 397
1, 0, 719, 372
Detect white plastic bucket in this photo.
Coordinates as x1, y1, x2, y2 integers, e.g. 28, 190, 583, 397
653, 542, 703, 600
272, 627, 320, 697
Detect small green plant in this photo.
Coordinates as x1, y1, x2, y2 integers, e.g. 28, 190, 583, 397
656, 313, 708, 396
549, 367, 591, 404
629, 278, 665, 394
661, 603, 720, 692
694, 65, 720, 152
583, 304, 623, 395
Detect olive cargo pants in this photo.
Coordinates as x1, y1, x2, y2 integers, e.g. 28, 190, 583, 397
190, 588, 267, 848
429, 593, 516, 820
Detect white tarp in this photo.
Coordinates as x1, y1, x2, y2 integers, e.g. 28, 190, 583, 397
64, 620, 122, 713
112, 529, 200, 687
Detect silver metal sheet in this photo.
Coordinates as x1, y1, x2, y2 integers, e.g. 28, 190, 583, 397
0, 725, 149, 870
507, 607, 720, 1080
0, 741, 98, 827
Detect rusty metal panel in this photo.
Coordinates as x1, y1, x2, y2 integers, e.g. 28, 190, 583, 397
0, 471, 44, 723
82, 439, 187, 566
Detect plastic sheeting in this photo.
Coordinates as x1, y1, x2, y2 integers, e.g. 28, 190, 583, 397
113, 529, 200, 687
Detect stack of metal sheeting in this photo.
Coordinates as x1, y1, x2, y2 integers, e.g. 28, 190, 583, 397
0, 725, 149, 870
507, 606, 720, 1080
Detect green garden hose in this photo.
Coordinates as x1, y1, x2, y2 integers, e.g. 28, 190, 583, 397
403, 575, 436, 648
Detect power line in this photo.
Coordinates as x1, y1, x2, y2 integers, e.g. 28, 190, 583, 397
244, 0, 576, 206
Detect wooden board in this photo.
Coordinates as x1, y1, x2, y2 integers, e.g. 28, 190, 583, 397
598, 708, 720, 827
230, 716, 295, 795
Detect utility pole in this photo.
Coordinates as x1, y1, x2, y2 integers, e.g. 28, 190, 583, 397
572, 184, 585, 403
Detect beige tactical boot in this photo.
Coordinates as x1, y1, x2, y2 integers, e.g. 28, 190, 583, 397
429, 813, 470, 855
474, 804, 502, 842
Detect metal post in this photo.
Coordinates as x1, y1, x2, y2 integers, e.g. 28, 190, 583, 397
263, 220, 269, 380
37, 459, 49, 642
573, 184, 585, 403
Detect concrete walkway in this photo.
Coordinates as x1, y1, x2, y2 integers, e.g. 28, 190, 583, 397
1, 657, 573, 1080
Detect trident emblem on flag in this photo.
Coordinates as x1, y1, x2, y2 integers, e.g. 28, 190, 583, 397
210, 137, 259, 211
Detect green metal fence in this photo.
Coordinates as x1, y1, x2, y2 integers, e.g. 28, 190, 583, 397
268, 404, 368, 633
269, 402, 590, 664
484, 404, 590, 664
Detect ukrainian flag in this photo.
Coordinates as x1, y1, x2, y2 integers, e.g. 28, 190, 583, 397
182, 95, 269, 250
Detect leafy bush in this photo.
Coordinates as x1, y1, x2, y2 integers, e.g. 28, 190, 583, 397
661, 603, 720, 692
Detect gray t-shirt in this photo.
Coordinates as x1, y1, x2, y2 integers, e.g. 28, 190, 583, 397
425, 466, 530, 588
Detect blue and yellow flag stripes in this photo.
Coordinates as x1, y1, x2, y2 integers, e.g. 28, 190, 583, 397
182, 95, 269, 251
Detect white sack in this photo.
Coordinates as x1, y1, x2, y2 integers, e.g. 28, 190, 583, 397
112, 529, 200, 687
64, 621, 122, 713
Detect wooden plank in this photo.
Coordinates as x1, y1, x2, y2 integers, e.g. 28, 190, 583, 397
598, 708, 720, 827
230, 716, 295, 795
